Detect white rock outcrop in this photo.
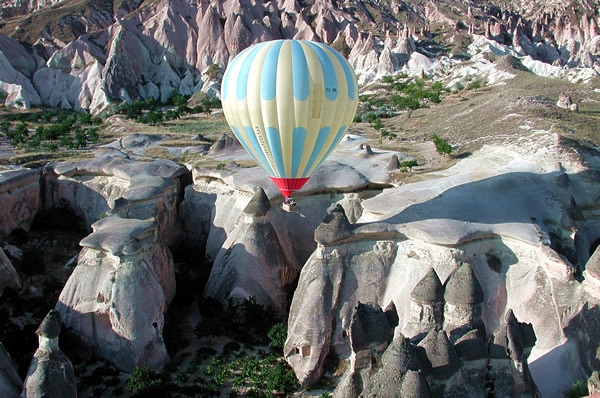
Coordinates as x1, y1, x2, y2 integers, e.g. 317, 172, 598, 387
56, 216, 175, 371
44, 154, 188, 245
0, 169, 40, 237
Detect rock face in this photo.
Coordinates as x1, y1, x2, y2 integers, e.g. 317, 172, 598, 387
43, 155, 188, 245
0, 169, 40, 237
489, 309, 539, 397
203, 187, 296, 316
0, 0, 599, 110
56, 216, 175, 371
0, 247, 21, 296
285, 134, 599, 396
0, 342, 22, 398
21, 310, 76, 398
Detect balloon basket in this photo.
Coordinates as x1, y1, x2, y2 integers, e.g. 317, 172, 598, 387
282, 198, 297, 212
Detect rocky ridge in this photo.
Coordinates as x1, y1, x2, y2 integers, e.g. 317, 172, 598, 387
0, 0, 599, 111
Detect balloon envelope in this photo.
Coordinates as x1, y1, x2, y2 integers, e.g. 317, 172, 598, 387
221, 39, 359, 197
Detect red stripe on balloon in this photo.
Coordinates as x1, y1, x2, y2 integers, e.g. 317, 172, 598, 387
270, 177, 309, 197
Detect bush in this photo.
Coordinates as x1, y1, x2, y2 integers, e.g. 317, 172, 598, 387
126, 365, 164, 397
265, 362, 298, 393
400, 159, 418, 170
431, 133, 452, 157
564, 380, 588, 398
467, 79, 484, 90
267, 323, 286, 350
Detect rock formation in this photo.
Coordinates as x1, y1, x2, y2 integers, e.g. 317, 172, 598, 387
0, 169, 40, 236
21, 310, 77, 398
56, 215, 175, 371
203, 187, 296, 316
443, 262, 485, 340
0, 0, 598, 110
489, 309, 539, 397
405, 267, 444, 339
0, 342, 22, 398
0, 247, 20, 296
43, 155, 188, 245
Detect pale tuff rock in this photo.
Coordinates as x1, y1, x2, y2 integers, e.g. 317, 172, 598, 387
314, 204, 353, 246
44, 156, 187, 245
589, 371, 600, 395
209, 132, 242, 155
387, 154, 400, 170
489, 309, 540, 398
557, 93, 579, 111
0, 342, 22, 398
0, 169, 40, 237
56, 216, 175, 371
243, 187, 271, 217
21, 311, 77, 398
443, 262, 485, 339
0, 247, 21, 296
405, 268, 444, 338
204, 187, 295, 316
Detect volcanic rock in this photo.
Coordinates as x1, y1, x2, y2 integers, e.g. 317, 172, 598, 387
56, 216, 175, 371
0, 169, 40, 237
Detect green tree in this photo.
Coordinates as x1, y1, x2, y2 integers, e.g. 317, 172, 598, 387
126, 365, 164, 397
268, 323, 287, 350
400, 159, 418, 171
372, 118, 384, 130
431, 134, 452, 157
563, 380, 589, 398
265, 362, 298, 393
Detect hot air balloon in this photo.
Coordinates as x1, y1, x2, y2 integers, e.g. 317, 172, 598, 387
221, 39, 359, 207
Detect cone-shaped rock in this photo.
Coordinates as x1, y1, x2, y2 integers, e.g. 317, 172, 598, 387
444, 263, 484, 306
411, 268, 444, 305
387, 154, 400, 170
400, 370, 431, 398
417, 329, 460, 379
454, 329, 487, 360
244, 187, 271, 217
350, 302, 394, 352
381, 334, 422, 372
36, 310, 61, 339
314, 204, 353, 245
359, 145, 374, 158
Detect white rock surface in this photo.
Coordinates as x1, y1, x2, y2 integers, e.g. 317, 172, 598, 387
0, 169, 40, 236
44, 155, 188, 245
285, 133, 600, 396
56, 216, 175, 371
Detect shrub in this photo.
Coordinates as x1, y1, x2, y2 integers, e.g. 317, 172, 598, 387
126, 365, 164, 397
265, 362, 298, 393
400, 159, 418, 170
372, 118, 383, 130
563, 380, 588, 398
267, 323, 286, 349
467, 79, 484, 90
431, 134, 452, 157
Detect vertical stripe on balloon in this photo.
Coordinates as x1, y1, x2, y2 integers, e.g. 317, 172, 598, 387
291, 127, 306, 178
291, 41, 310, 101
302, 126, 331, 178
266, 127, 286, 177
237, 42, 268, 101
319, 43, 356, 101
305, 41, 338, 101
309, 125, 347, 175
244, 126, 276, 176
261, 41, 283, 101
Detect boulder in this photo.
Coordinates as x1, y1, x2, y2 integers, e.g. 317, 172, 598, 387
56, 216, 175, 371
314, 204, 353, 246
0, 247, 21, 296
0, 169, 40, 237
0, 342, 21, 398
21, 311, 76, 398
